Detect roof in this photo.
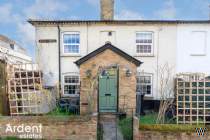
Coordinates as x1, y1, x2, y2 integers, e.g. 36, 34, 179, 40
0, 34, 16, 44
28, 19, 210, 26
75, 43, 143, 66
0, 34, 26, 52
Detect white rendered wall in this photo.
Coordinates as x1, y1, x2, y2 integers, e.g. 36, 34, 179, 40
177, 24, 210, 74
35, 23, 177, 99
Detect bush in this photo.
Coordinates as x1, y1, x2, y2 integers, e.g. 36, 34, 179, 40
47, 106, 74, 116
118, 117, 132, 140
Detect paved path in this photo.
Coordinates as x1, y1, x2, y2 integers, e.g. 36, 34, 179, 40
100, 114, 124, 140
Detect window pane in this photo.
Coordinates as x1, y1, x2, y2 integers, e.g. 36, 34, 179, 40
63, 33, 80, 53
136, 75, 152, 95
65, 76, 79, 83
64, 45, 79, 53
64, 75, 80, 95
136, 32, 153, 54
64, 85, 79, 94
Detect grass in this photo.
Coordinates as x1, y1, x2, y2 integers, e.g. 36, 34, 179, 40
139, 124, 206, 133
118, 117, 133, 140
0, 137, 34, 140
139, 112, 206, 132
46, 106, 74, 116
140, 113, 157, 124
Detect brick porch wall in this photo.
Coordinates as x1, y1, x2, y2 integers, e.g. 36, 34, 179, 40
79, 49, 137, 115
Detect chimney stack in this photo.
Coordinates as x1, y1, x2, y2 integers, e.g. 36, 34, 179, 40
100, 0, 114, 20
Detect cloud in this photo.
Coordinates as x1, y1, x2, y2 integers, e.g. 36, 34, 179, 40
155, 0, 176, 19
115, 9, 143, 20
0, 0, 71, 58
0, 3, 14, 24
24, 0, 68, 19
16, 22, 35, 48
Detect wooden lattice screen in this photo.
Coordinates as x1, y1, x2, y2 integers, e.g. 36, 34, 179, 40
7, 64, 43, 116
176, 73, 210, 124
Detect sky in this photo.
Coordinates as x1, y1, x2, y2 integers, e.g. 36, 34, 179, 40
0, 0, 209, 60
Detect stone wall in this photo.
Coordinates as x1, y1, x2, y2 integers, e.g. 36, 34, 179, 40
133, 116, 140, 140
137, 131, 210, 140
79, 49, 137, 115
0, 115, 97, 140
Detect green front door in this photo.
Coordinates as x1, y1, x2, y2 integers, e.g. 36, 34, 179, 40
99, 69, 117, 112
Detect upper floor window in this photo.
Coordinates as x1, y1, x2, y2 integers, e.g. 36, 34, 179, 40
136, 32, 153, 55
10, 44, 14, 50
136, 73, 153, 95
63, 32, 80, 54
63, 75, 80, 96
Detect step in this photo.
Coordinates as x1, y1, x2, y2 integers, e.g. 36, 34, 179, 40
99, 114, 117, 122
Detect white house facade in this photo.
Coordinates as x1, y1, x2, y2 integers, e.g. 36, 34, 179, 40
29, 20, 210, 103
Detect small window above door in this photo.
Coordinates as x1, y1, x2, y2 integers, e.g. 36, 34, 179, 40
100, 31, 116, 46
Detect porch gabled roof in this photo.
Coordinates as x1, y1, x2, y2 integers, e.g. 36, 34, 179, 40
75, 43, 143, 66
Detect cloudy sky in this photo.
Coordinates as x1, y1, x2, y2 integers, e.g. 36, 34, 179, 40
0, 0, 209, 59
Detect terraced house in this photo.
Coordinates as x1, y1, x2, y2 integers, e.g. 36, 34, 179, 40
28, 0, 210, 114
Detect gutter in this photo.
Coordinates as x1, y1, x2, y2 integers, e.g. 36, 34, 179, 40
57, 25, 61, 98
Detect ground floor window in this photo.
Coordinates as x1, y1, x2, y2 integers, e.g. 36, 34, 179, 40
63, 75, 80, 96
136, 73, 153, 95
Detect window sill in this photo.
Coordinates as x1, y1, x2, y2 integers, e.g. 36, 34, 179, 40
134, 54, 155, 57
61, 54, 82, 57
62, 94, 80, 98
190, 54, 206, 56
144, 95, 153, 99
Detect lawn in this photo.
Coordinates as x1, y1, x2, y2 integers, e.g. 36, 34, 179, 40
140, 113, 157, 124
139, 113, 206, 132
0, 137, 34, 140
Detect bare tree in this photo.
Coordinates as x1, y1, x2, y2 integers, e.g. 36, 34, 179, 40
85, 65, 103, 114
156, 63, 175, 124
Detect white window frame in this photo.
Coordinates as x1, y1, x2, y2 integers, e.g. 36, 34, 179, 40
62, 74, 80, 97
136, 73, 153, 96
136, 32, 154, 56
190, 31, 207, 56
62, 32, 80, 55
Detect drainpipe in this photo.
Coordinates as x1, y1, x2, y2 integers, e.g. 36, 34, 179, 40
86, 23, 89, 54
57, 25, 61, 98
157, 27, 162, 100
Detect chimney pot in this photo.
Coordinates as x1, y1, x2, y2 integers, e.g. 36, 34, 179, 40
100, 0, 114, 20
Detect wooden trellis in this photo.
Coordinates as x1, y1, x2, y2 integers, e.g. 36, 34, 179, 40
7, 63, 43, 116
176, 73, 210, 124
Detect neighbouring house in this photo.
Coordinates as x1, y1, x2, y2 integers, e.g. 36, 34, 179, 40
0, 35, 32, 115
0, 34, 32, 64
28, 0, 210, 114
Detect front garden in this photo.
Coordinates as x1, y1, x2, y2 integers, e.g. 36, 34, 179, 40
139, 112, 207, 133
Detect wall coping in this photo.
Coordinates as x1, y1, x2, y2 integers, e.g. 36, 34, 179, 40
0, 115, 97, 124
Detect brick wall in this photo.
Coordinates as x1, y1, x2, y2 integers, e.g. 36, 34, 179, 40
0, 115, 97, 140
137, 131, 210, 140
